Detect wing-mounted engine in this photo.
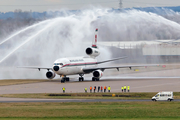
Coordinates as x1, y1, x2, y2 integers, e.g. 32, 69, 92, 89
86, 47, 100, 57
93, 70, 103, 78
46, 70, 56, 79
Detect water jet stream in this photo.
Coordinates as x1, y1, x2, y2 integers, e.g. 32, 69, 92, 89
0, 18, 61, 63
0, 19, 52, 45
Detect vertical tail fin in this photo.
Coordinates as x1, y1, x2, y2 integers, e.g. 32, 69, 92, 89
86, 28, 100, 58
92, 28, 98, 48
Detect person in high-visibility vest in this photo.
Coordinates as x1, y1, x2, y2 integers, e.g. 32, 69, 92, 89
121, 86, 124, 92
90, 86, 92, 93
124, 85, 126, 92
98, 86, 100, 92
101, 86, 103, 92
104, 86, 106, 92
128, 86, 130, 92
94, 86, 96, 93
108, 86, 111, 92
62, 87, 65, 93
84, 88, 87, 93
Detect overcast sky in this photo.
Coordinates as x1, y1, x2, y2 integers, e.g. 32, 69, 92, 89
0, 0, 180, 12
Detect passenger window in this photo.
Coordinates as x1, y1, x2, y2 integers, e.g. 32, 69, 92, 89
160, 94, 164, 97
60, 63, 63, 65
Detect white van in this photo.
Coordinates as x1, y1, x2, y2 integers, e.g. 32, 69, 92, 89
152, 91, 173, 101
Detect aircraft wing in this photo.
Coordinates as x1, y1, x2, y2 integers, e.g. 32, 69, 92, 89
82, 64, 158, 73
96, 56, 127, 64
18, 66, 52, 71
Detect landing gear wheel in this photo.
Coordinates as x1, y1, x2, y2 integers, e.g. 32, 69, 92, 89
92, 77, 100, 81
61, 77, 69, 83
61, 79, 65, 83
79, 74, 84, 82
79, 77, 84, 81
66, 77, 70, 82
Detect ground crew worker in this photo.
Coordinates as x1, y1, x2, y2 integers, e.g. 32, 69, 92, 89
108, 86, 111, 92
98, 86, 100, 92
104, 86, 106, 92
94, 86, 96, 93
124, 85, 126, 92
101, 86, 103, 92
121, 86, 124, 92
84, 87, 87, 93
128, 86, 130, 92
90, 86, 92, 93
62, 87, 65, 93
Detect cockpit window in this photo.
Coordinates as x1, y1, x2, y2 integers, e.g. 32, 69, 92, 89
54, 63, 63, 66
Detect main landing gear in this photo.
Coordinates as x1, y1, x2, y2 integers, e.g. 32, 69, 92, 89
79, 74, 84, 81
92, 77, 99, 81
61, 76, 69, 83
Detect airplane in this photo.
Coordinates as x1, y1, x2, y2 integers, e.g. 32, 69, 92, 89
20, 28, 157, 83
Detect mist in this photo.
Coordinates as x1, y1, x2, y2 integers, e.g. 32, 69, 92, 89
0, 7, 180, 79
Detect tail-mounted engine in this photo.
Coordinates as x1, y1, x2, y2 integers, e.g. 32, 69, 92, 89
86, 28, 100, 58
86, 47, 100, 57
46, 70, 56, 79
93, 70, 103, 78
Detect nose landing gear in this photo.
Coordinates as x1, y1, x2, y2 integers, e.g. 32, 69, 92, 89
79, 74, 84, 81
61, 75, 69, 83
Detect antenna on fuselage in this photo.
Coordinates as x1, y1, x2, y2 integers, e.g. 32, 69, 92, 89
92, 28, 98, 48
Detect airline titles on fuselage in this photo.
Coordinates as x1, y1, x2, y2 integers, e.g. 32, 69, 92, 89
69, 59, 84, 62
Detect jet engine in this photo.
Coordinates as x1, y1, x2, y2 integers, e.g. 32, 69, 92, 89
86, 47, 100, 57
93, 70, 103, 78
46, 70, 56, 79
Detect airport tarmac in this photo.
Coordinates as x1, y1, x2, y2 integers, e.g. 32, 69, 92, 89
0, 78, 180, 102
0, 68, 180, 94
0, 68, 180, 102
0, 78, 179, 95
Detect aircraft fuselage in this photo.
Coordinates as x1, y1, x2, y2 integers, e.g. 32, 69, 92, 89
53, 57, 97, 75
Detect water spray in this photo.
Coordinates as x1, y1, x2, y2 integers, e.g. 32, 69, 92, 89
0, 19, 53, 46
0, 18, 61, 63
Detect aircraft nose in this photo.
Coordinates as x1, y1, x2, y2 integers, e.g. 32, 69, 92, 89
53, 66, 59, 71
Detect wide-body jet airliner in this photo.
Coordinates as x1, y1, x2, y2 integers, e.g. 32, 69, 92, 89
22, 28, 155, 83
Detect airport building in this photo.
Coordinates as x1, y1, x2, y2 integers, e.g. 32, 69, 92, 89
99, 40, 180, 63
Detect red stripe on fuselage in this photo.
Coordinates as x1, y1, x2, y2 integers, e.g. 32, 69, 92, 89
62, 62, 97, 67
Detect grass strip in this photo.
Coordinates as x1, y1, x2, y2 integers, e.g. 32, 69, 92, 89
0, 102, 179, 119
1, 92, 180, 99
